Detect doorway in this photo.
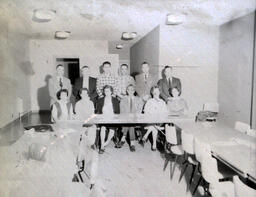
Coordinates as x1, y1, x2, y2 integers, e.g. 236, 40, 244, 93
56, 58, 80, 85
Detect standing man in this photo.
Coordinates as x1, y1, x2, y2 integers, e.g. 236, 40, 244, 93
117, 64, 135, 99
157, 66, 182, 103
73, 66, 98, 106
49, 64, 71, 107
135, 62, 157, 102
96, 61, 118, 98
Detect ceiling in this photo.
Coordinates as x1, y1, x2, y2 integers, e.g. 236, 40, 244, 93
0, 0, 255, 53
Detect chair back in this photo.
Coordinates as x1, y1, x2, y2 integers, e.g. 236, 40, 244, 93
200, 156, 220, 184
165, 125, 178, 145
194, 138, 211, 163
247, 129, 256, 137
234, 121, 250, 134
181, 130, 194, 154
203, 102, 219, 113
233, 175, 256, 197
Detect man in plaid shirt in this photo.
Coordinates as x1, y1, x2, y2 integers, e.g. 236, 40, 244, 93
96, 61, 118, 98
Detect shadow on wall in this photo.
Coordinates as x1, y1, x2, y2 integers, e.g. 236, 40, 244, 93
37, 75, 51, 111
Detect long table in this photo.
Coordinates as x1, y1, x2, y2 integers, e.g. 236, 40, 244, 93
83, 114, 193, 126
174, 121, 256, 183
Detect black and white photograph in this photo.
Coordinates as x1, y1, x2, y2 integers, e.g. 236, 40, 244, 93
0, 0, 255, 196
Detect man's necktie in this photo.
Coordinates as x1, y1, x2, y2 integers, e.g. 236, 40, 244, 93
130, 97, 133, 112
168, 78, 171, 88
59, 78, 63, 88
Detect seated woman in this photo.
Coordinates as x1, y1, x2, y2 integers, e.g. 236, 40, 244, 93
119, 84, 143, 152
141, 86, 168, 151
75, 88, 97, 149
96, 85, 120, 154
51, 89, 74, 122
167, 87, 188, 115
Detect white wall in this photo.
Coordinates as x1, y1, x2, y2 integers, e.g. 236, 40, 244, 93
159, 24, 219, 116
0, 14, 31, 128
130, 26, 160, 76
218, 12, 255, 127
29, 40, 119, 111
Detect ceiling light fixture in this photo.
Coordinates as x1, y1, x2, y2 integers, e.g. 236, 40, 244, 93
33, 9, 56, 22
166, 13, 185, 25
121, 32, 137, 40
55, 31, 71, 39
116, 44, 124, 49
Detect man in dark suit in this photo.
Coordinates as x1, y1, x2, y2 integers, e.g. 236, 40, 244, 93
135, 62, 157, 102
73, 66, 98, 106
157, 66, 182, 103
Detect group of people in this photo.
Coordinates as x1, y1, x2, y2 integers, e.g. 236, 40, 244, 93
49, 61, 188, 154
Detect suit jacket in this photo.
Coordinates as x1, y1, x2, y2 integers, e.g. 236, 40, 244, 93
120, 96, 143, 114
135, 73, 157, 98
49, 75, 71, 106
157, 77, 182, 102
73, 76, 98, 103
96, 97, 120, 114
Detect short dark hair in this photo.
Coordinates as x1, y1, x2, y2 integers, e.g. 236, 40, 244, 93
126, 84, 135, 95
79, 88, 89, 96
56, 64, 64, 69
120, 64, 128, 68
81, 66, 89, 69
169, 87, 181, 97
102, 61, 111, 67
103, 85, 113, 96
56, 89, 69, 100
141, 61, 149, 66
164, 65, 173, 71
150, 85, 160, 97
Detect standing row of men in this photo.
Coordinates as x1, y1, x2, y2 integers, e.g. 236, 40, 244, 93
49, 61, 181, 108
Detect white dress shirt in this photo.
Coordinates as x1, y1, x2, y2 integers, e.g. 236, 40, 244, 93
83, 76, 89, 89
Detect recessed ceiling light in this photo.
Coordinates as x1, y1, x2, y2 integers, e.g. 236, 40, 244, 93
55, 31, 71, 39
121, 32, 137, 40
116, 44, 124, 49
166, 13, 185, 25
33, 9, 56, 22
130, 32, 137, 39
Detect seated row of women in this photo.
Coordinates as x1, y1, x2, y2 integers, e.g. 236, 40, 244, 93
51, 84, 188, 153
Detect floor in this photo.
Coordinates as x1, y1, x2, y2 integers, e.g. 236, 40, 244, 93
0, 112, 207, 197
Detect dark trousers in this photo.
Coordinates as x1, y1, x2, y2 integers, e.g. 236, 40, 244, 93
122, 127, 135, 141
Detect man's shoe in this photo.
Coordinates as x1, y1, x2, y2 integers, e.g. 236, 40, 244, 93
119, 141, 125, 147
151, 147, 157, 151
130, 145, 136, 152
99, 148, 105, 154
90, 144, 96, 150
139, 138, 146, 147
